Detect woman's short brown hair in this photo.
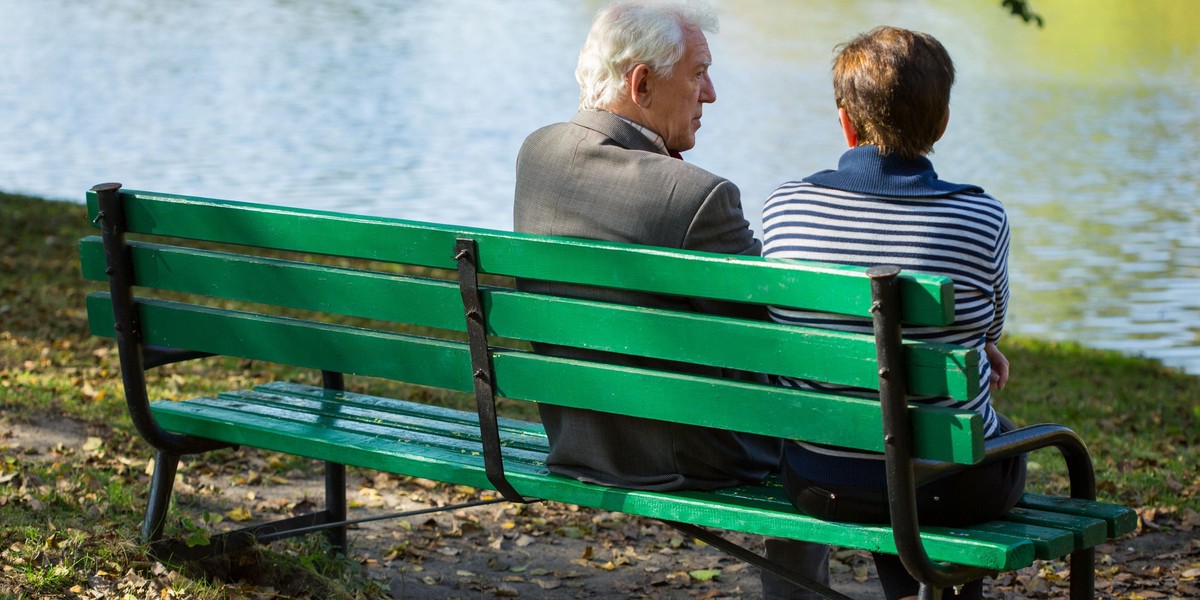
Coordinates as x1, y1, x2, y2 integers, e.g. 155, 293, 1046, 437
833, 26, 955, 159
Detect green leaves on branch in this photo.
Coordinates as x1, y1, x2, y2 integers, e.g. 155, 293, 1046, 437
1001, 0, 1044, 27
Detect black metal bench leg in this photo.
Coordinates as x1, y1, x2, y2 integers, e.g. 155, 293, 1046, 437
1070, 548, 1095, 600
142, 451, 180, 545
317, 370, 350, 556
324, 461, 347, 555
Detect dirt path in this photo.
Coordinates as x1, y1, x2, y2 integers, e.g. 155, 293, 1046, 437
185, 462, 884, 599
178, 463, 1200, 600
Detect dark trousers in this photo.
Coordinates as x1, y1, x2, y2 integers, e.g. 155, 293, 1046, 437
781, 425, 1026, 599
761, 538, 831, 600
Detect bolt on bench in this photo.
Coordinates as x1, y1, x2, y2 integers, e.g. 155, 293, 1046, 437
80, 183, 1135, 599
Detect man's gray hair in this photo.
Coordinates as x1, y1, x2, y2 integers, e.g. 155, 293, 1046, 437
576, 0, 718, 110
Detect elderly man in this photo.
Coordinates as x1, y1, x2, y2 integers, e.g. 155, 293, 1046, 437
513, 2, 829, 597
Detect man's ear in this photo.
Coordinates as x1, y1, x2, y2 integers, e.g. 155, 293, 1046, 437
628, 64, 652, 108
838, 107, 858, 148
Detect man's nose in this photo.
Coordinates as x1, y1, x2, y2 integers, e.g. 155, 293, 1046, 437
700, 73, 716, 104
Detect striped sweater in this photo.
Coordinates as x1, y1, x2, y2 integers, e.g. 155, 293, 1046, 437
763, 147, 1010, 465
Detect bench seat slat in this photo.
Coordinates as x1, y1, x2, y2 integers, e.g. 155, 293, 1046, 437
964, 520, 1076, 559
146, 379, 1135, 571
85, 189, 956, 326
261, 381, 549, 444
1016, 493, 1137, 538
691, 483, 1077, 561
212, 388, 551, 457
164, 395, 553, 467
1001, 507, 1108, 548
78, 238, 979, 400
149, 383, 1041, 571
86, 294, 985, 463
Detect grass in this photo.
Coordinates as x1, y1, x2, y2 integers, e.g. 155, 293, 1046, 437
2, 191, 1198, 596
2, 192, 391, 599
1001, 336, 1200, 509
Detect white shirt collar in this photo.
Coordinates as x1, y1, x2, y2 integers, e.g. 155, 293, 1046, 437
608, 112, 669, 155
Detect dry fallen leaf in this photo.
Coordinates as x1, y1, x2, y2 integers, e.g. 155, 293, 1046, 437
853, 563, 870, 583
533, 577, 561, 590
225, 506, 252, 522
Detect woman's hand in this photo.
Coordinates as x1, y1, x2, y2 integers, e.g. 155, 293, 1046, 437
985, 342, 1010, 391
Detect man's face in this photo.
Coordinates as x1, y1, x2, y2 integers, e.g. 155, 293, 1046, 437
644, 27, 715, 153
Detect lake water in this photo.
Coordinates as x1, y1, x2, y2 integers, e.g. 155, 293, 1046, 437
3, 0, 1198, 374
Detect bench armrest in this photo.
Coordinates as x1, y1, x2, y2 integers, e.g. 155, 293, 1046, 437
871, 266, 1098, 597
914, 423, 1095, 499
91, 183, 234, 457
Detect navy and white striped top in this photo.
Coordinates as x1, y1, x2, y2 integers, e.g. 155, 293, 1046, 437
763, 146, 1010, 444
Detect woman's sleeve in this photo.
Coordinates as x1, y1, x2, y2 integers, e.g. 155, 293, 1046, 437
988, 210, 1012, 343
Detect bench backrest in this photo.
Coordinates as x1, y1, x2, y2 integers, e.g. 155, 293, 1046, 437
80, 188, 985, 464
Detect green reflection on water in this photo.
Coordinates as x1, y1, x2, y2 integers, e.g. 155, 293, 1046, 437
1012, 0, 1199, 81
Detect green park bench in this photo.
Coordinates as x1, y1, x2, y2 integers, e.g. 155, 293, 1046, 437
79, 183, 1135, 599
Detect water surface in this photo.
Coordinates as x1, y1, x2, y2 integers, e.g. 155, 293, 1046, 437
2, 0, 1197, 372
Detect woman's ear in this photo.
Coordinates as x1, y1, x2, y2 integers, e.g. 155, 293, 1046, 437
934, 108, 950, 142
838, 107, 858, 148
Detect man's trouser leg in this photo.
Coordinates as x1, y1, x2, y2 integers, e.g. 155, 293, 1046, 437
761, 538, 831, 599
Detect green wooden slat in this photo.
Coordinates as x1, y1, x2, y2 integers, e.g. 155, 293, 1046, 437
259, 381, 549, 445
85, 293, 984, 463
85, 188, 955, 325
488, 292, 977, 400
147, 392, 1033, 571
490, 351, 982, 463
703, 482, 1069, 561
85, 293, 474, 393
965, 520, 1076, 559
79, 238, 978, 400
80, 236, 467, 331
160, 394, 551, 466
219, 386, 550, 456
1002, 507, 1107, 549
1016, 493, 1138, 538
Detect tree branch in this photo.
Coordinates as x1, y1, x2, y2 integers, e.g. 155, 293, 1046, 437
1000, 0, 1044, 27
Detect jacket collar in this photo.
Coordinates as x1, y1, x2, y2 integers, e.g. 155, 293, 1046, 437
571, 110, 669, 157
803, 145, 983, 197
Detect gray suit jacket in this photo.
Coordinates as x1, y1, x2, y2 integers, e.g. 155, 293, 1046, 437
513, 110, 782, 491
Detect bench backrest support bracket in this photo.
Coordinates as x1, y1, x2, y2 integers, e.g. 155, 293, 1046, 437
455, 238, 529, 503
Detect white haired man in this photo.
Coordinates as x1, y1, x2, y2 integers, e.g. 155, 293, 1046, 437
513, 2, 830, 597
